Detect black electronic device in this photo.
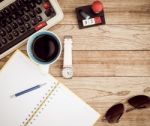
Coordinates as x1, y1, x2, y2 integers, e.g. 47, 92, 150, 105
75, 1, 105, 29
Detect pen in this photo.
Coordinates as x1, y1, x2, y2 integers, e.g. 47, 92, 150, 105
11, 83, 47, 98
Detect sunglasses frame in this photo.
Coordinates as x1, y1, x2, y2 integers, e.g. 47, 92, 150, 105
102, 95, 150, 123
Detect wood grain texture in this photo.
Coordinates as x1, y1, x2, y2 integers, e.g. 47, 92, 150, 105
0, 0, 150, 125
51, 25, 150, 50
1, 51, 150, 77
59, 0, 150, 12
20, 25, 150, 51
57, 77, 150, 126
58, 0, 150, 24
50, 51, 150, 77
60, 12, 150, 25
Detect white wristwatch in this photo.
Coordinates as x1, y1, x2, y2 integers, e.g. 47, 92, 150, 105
62, 36, 73, 79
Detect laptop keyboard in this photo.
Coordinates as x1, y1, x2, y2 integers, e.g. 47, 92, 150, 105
0, 0, 56, 54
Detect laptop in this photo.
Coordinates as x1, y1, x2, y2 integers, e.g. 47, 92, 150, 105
0, 0, 64, 59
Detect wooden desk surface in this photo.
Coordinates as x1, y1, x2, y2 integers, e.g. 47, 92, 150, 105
0, 0, 150, 126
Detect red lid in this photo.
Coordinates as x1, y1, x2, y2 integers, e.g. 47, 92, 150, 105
92, 0, 103, 14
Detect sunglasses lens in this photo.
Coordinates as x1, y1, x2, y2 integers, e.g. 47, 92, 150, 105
105, 103, 124, 123
128, 95, 150, 108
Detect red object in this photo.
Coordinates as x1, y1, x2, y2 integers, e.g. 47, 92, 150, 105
92, 0, 103, 14
43, 2, 50, 10
35, 22, 47, 31
94, 17, 102, 24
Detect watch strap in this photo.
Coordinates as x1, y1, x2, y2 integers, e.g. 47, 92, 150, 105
63, 36, 73, 67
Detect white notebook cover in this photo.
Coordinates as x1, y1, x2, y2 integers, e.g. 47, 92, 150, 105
0, 50, 100, 126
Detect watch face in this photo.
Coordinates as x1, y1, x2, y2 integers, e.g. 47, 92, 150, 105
62, 68, 73, 79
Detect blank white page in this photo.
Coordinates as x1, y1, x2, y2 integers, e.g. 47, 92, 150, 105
31, 84, 100, 126
0, 50, 57, 126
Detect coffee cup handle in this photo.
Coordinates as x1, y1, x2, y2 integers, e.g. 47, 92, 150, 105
38, 64, 50, 74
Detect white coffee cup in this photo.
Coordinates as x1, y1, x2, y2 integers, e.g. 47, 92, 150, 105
27, 30, 62, 74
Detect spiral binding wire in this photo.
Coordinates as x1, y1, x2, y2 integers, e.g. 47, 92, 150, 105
21, 81, 60, 126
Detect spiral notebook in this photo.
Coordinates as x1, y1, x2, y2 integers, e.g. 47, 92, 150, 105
0, 50, 100, 126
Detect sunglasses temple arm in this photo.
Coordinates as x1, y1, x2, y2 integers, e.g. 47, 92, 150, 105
126, 107, 136, 112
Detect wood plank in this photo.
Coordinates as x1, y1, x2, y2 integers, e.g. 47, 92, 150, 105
60, 12, 150, 25
20, 25, 150, 51
50, 51, 150, 77
58, 0, 150, 24
1, 51, 150, 77
59, 0, 150, 13
0, 0, 149, 126
51, 25, 150, 50
57, 77, 150, 126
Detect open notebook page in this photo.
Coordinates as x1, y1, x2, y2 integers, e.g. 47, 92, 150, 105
31, 83, 100, 126
0, 50, 57, 126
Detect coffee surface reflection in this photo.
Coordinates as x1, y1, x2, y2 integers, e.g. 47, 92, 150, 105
32, 34, 60, 62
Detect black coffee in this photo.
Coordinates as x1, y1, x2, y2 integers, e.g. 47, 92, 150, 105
32, 34, 60, 62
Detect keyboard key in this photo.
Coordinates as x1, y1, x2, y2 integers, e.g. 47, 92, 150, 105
31, 19, 37, 26
24, 6, 30, 12
25, 23, 31, 29
8, 34, 13, 40
6, 18, 12, 24
12, 22, 18, 29
16, 0, 23, 7
23, 15, 30, 22
5, 26, 12, 33
0, 29, 6, 37
9, 4, 17, 11
36, 16, 43, 22
12, 14, 17, 20
13, 30, 19, 37
29, 11, 36, 18
17, 18, 24, 25
35, 7, 42, 14
0, 12, 4, 19
43, 2, 51, 10
50, 7, 55, 13
3, 8, 10, 15
19, 26, 25, 33
35, 22, 47, 31
1, 38, 7, 44
36, 0, 42, 4
45, 9, 51, 17
0, 20, 6, 27
17, 10, 24, 16
29, 2, 36, 8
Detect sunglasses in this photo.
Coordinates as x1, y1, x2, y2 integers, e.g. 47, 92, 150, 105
103, 95, 150, 123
